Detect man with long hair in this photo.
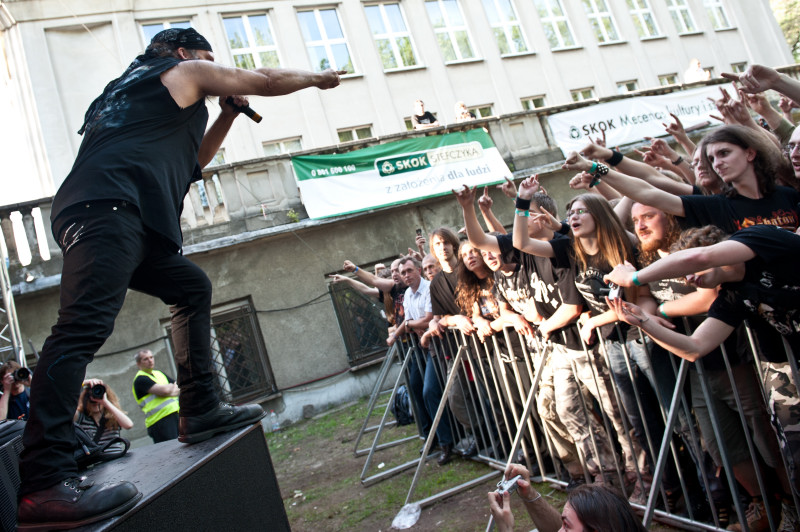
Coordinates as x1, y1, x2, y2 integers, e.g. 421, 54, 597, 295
17, 28, 342, 529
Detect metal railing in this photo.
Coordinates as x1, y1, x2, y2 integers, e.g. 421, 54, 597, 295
356, 319, 799, 531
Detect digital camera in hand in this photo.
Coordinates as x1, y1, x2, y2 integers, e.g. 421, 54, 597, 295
496, 475, 522, 494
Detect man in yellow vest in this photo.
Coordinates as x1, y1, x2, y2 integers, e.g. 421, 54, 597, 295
132, 350, 179, 443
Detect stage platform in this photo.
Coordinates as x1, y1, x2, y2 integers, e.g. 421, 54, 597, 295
1, 422, 289, 531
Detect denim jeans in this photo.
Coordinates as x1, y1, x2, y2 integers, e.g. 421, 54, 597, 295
20, 201, 218, 494
407, 349, 453, 446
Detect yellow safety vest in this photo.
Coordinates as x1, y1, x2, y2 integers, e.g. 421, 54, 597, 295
132, 370, 179, 428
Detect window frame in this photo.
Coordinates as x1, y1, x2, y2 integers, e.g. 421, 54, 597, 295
140, 20, 192, 45
521, 95, 547, 110
337, 125, 374, 143
297, 7, 356, 73
481, 0, 530, 56
658, 73, 679, 86
666, 0, 698, 34
616, 80, 638, 94
364, 2, 421, 71
424, 0, 479, 63
626, 0, 660, 39
581, 0, 623, 44
263, 137, 304, 156
222, 13, 282, 70
534, 0, 578, 50
703, 0, 733, 30
570, 87, 595, 102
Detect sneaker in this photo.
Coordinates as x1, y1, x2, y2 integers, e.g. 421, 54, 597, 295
17, 477, 141, 531
779, 501, 800, 532
727, 499, 771, 532
178, 401, 266, 443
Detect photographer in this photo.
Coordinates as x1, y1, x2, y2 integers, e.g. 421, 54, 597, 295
75, 379, 133, 452
0, 360, 31, 420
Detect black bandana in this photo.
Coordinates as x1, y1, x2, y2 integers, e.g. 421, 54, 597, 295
78, 28, 212, 135
150, 28, 213, 52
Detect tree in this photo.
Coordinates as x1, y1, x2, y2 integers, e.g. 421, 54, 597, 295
772, 0, 800, 61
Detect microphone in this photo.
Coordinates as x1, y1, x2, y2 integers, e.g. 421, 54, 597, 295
225, 97, 262, 123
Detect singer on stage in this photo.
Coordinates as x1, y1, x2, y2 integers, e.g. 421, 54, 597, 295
16, 28, 342, 531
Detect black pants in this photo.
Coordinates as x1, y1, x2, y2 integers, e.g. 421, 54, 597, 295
147, 412, 179, 444
19, 201, 218, 494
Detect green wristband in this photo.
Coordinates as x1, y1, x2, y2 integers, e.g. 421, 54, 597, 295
632, 271, 642, 286
658, 304, 669, 319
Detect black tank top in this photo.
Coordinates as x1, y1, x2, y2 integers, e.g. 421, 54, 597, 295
52, 56, 208, 249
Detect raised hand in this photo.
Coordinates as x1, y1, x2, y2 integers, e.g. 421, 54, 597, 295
477, 186, 493, 211
452, 184, 478, 208
497, 176, 517, 199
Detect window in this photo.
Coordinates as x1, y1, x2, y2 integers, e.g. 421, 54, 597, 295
404, 118, 414, 130
704, 0, 732, 30
481, 0, 529, 55
338, 126, 373, 142
731, 62, 747, 73
616, 80, 638, 93
666, 0, 697, 34
658, 73, 678, 86
263, 138, 303, 156
581, 0, 621, 44
141, 20, 191, 43
209, 149, 226, 167
571, 87, 595, 102
223, 14, 281, 69
164, 298, 277, 403
627, 0, 660, 38
297, 9, 355, 73
468, 105, 493, 118
533, 0, 577, 49
424, 0, 477, 62
329, 280, 389, 366
521, 95, 547, 110
364, 3, 419, 70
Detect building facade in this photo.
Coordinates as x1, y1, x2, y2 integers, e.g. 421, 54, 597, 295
1, 0, 792, 196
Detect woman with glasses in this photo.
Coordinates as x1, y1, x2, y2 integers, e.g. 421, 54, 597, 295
512, 182, 655, 504
565, 125, 799, 234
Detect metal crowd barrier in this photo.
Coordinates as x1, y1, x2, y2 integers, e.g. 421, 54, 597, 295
354, 319, 798, 532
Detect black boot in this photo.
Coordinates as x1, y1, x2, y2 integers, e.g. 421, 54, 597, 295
438, 444, 454, 466
17, 477, 140, 531
178, 402, 266, 443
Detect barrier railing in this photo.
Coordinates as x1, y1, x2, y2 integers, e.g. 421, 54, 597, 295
355, 316, 799, 531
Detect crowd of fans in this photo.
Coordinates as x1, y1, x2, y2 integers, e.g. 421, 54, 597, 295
337, 64, 800, 532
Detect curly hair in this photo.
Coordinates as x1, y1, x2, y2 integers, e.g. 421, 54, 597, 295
700, 124, 792, 197
669, 225, 728, 252
454, 242, 493, 314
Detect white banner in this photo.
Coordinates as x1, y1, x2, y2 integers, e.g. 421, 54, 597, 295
548, 85, 731, 154
293, 130, 511, 219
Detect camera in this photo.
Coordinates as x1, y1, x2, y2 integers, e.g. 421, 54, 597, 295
608, 282, 621, 300
90, 384, 106, 400
415, 228, 422, 236
13, 367, 31, 382
496, 475, 522, 494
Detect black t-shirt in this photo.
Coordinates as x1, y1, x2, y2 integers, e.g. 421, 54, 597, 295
431, 269, 461, 317
707, 225, 800, 361
496, 234, 583, 349
412, 111, 437, 127
647, 274, 741, 370
51, 56, 209, 249
4, 389, 29, 420
550, 236, 632, 341
133, 371, 175, 401
679, 187, 800, 233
